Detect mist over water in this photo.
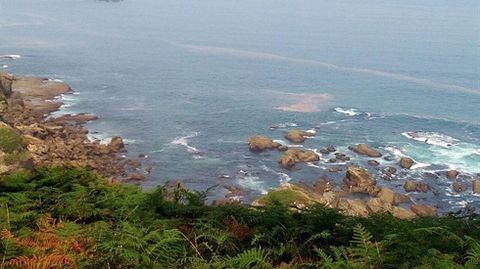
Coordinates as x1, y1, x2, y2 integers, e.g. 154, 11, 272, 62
1, 0, 479, 210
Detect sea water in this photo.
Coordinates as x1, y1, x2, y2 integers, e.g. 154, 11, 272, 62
1, 0, 479, 211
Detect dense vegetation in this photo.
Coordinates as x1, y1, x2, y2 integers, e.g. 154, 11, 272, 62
0, 167, 479, 268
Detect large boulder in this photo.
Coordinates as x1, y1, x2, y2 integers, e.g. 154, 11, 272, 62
392, 207, 417, 220
344, 166, 376, 193
109, 136, 125, 152
399, 157, 414, 169
338, 198, 369, 217
0, 72, 14, 97
278, 149, 319, 168
411, 204, 438, 217
376, 187, 409, 205
473, 180, 480, 194
285, 129, 315, 144
248, 135, 282, 152
353, 144, 382, 157
403, 179, 429, 193
447, 170, 459, 180
452, 182, 467, 193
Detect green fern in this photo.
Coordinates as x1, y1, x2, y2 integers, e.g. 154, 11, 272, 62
347, 224, 383, 269
224, 248, 272, 269
464, 236, 480, 269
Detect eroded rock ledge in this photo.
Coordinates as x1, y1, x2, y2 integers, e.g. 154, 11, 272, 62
0, 72, 145, 181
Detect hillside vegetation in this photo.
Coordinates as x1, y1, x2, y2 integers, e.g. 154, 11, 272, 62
0, 167, 479, 268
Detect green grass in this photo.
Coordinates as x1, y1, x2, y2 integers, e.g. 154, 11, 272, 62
0, 124, 23, 153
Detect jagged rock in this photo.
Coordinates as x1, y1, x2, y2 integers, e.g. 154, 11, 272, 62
285, 129, 315, 143
386, 166, 397, 174
366, 198, 393, 213
278, 145, 288, 151
248, 135, 281, 152
319, 148, 329, 154
344, 166, 376, 193
411, 204, 438, 217
392, 207, 417, 219
403, 179, 417, 192
376, 187, 409, 205
447, 170, 459, 180
278, 149, 319, 168
338, 199, 369, 217
353, 144, 382, 157
403, 179, 429, 193
109, 136, 125, 152
0, 72, 14, 97
326, 145, 336, 152
399, 157, 414, 169
328, 166, 341, 173
452, 182, 467, 193
473, 180, 480, 194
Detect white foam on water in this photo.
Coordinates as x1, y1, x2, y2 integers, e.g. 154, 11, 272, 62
48, 78, 64, 83
273, 139, 304, 148
0, 54, 21, 59
334, 107, 361, 116
87, 133, 111, 145
261, 165, 292, 183
271, 122, 298, 128
402, 131, 459, 148
1, 65, 7, 69
170, 132, 201, 154
237, 175, 268, 194
319, 120, 337, 125
305, 129, 317, 135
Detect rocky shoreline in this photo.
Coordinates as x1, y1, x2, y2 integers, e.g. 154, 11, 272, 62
247, 130, 480, 219
0, 72, 148, 181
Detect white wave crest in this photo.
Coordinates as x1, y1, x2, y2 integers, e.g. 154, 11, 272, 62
334, 107, 361, 116
0, 54, 21, 60
171, 132, 201, 154
402, 131, 459, 148
1, 65, 8, 69
261, 165, 292, 183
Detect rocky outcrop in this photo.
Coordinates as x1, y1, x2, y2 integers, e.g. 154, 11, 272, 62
403, 179, 429, 193
473, 180, 480, 194
452, 182, 467, 193
447, 170, 459, 179
110, 136, 126, 152
0, 73, 139, 179
353, 144, 382, 157
338, 199, 369, 217
344, 166, 376, 193
285, 129, 315, 143
399, 157, 414, 169
0, 72, 14, 97
411, 204, 438, 217
248, 135, 282, 152
376, 187, 409, 206
278, 149, 319, 168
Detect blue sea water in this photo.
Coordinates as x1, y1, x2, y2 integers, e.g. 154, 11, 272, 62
1, 0, 479, 211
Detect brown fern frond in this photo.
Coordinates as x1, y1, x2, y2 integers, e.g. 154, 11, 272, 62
5, 254, 77, 269
225, 217, 253, 241
18, 232, 62, 250
1, 229, 14, 240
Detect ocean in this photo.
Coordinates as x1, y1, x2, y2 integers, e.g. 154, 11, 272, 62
1, 0, 479, 211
